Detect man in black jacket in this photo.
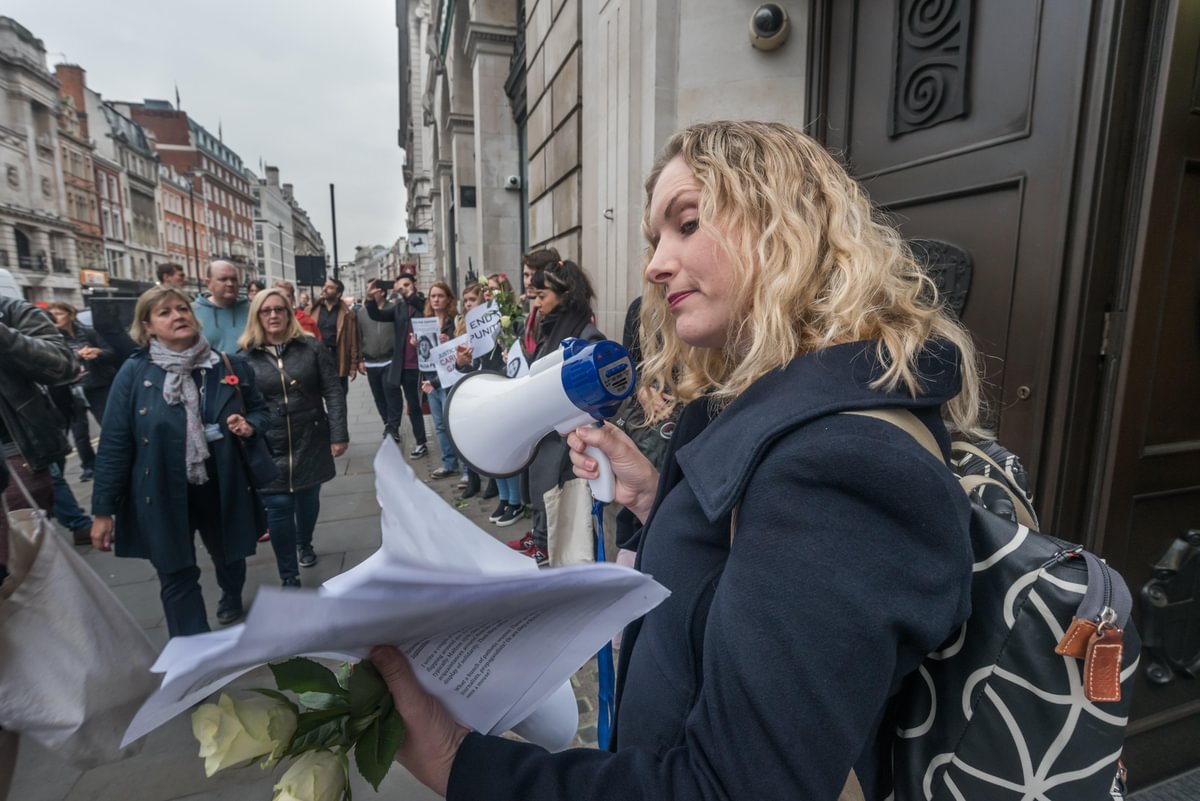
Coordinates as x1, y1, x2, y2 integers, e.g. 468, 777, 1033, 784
0, 296, 79, 580
365, 273, 428, 457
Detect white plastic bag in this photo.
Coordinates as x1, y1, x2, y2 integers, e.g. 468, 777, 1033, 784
0, 469, 158, 769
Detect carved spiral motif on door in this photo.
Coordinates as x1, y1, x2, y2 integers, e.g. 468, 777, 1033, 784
890, 0, 972, 137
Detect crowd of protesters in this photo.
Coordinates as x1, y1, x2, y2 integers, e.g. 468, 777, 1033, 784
0, 244, 621, 642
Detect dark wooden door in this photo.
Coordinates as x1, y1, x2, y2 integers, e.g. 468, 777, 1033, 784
1097, 0, 1200, 786
810, 0, 1096, 514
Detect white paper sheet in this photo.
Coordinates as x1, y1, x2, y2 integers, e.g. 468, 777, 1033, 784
122, 441, 668, 752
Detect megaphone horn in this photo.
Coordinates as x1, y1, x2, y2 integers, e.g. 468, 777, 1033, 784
444, 339, 636, 502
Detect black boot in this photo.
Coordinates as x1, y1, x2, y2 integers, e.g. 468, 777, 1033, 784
481, 477, 499, 499
460, 470, 482, 499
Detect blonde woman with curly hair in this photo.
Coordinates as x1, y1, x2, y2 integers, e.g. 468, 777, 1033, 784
367, 121, 982, 801
239, 288, 348, 583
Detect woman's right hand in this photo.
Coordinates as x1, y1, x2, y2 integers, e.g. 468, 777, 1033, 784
92, 515, 115, 551
566, 423, 659, 523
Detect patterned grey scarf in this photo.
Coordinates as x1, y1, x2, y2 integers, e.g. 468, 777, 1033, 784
148, 337, 219, 485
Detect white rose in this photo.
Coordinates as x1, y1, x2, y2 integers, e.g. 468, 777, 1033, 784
272, 749, 347, 801
500, 315, 511, 329
192, 693, 298, 777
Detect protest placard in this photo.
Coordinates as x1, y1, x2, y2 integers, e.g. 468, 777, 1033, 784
505, 339, 529, 378
433, 334, 470, 388
465, 301, 502, 355
411, 317, 441, 371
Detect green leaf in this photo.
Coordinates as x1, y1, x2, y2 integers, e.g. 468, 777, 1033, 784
353, 708, 405, 792
297, 691, 352, 711
346, 660, 389, 718
283, 714, 349, 757
270, 658, 348, 698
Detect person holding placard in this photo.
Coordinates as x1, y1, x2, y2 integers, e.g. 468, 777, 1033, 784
417, 282, 461, 479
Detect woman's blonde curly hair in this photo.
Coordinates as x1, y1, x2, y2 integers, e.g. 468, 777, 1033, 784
637, 120, 984, 435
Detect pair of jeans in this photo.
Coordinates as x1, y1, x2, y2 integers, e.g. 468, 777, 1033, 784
84, 385, 110, 425
157, 480, 247, 638
68, 393, 95, 471
366, 365, 403, 433
497, 475, 521, 505
261, 487, 321, 583
49, 461, 91, 533
395, 368, 427, 446
427, 386, 459, 472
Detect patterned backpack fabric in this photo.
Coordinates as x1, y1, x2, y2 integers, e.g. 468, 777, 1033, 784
846, 410, 1140, 801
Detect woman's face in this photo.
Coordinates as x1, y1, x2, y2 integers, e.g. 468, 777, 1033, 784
48, 308, 72, 330
145, 298, 198, 350
258, 295, 291, 339
462, 290, 481, 311
644, 156, 737, 349
247, 285, 260, 301
429, 287, 449, 313
536, 287, 561, 316
484, 280, 500, 301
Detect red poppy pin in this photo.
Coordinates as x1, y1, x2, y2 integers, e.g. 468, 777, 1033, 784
220, 374, 240, 386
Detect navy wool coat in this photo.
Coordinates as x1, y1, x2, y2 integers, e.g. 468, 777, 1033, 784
446, 340, 974, 801
91, 349, 272, 574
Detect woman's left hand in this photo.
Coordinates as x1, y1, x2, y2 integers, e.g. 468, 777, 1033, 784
331, 442, 347, 457
420, 380, 434, 394
370, 646, 467, 796
439, 333, 449, 344
226, 414, 254, 438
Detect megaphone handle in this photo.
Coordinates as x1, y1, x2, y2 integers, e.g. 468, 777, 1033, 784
586, 445, 615, 503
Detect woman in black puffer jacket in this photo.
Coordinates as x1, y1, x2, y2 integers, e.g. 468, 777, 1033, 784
239, 288, 348, 586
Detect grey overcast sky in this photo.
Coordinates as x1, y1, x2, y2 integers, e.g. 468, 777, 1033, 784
8, 0, 407, 262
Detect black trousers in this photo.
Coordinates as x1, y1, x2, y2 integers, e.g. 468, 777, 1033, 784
68, 392, 95, 471
156, 479, 247, 638
366, 365, 404, 432
394, 368, 427, 446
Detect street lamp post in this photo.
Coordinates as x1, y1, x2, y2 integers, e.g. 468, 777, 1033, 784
186, 172, 201, 284
276, 222, 285, 282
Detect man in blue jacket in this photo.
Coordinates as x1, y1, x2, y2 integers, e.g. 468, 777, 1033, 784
192, 260, 249, 352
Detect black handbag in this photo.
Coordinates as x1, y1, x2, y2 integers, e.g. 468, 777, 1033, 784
848, 410, 1138, 801
219, 353, 280, 489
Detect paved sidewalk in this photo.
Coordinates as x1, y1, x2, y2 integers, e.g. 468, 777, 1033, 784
10, 377, 603, 801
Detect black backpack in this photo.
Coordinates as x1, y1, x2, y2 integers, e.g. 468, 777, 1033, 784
847, 410, 1139, 801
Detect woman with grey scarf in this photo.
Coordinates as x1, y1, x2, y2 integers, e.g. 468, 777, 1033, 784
91, 287, 272, 637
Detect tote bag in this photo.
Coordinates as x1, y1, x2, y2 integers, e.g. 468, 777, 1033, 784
0, 469, 158, 769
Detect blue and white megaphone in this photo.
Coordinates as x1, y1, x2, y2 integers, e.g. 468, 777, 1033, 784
444, 339, 636, 502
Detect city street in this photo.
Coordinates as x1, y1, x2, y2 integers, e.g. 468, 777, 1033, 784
9, 377, 603, 801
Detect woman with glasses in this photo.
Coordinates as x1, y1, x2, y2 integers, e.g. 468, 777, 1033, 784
240, 289, 348, 583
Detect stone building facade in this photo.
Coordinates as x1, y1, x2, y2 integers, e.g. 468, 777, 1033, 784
401, 0, 809, 334
0, 17, 80, 303
251, 165, 296, 286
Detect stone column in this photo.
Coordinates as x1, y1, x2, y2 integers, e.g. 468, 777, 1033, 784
447, 113, 477, 288
467, 17, 522, 281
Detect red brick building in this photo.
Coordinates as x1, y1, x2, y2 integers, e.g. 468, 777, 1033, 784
53, 64, 104, 283
159, 165, 208, 287
125, 99, 254, 280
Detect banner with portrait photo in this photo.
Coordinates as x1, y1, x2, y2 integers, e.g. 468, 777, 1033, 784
411, 317, 441, 372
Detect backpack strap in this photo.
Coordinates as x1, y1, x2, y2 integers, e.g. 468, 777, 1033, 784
842, 409, 1039, 530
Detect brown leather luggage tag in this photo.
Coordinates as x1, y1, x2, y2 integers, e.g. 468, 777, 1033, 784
1083, 625, 1124, 703
1056, 617, 1098, 658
